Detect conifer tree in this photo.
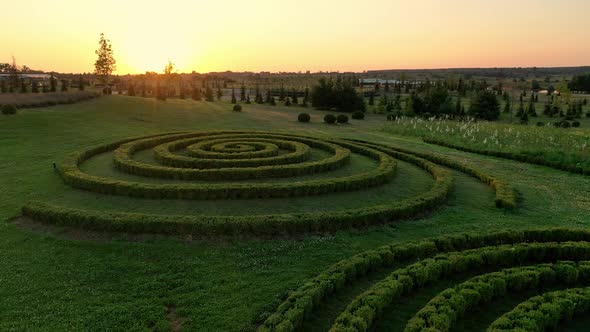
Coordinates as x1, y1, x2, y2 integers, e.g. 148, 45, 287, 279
216, 86, 223, 100
291, 89, 298, 105
279, 84, 285, 101
240, 84, 246, 101
78, 75, 85, 91
231, 88, 237, 104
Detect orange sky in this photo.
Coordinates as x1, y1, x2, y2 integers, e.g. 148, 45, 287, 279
2, 0, 589, 74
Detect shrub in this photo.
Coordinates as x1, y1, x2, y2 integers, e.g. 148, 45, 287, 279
352, 111, 365, 120
232, 104, 242, 112
337, 114, 349, 124
1, 104, 17, 115
298, 113, 310, 123
324, 114, 337, 124
561, 121, 571, 128
572, 121, 581, 128
536, 121, 545, 127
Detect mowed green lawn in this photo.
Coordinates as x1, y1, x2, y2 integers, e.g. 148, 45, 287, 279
1, 96, 589, 331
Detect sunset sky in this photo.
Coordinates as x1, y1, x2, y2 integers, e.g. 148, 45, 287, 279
2, 0, 589, 74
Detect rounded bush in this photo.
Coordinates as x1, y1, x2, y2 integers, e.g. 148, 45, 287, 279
324, 114, 337, 124
352, 111, 365, 120
337, 114, 349, 124
233, 104, 242, 112
572, 121, 581, 127
298, 113, 310, 123
536, 121, 545, 127
1, 105, 17, 115
561, 121, 571, 128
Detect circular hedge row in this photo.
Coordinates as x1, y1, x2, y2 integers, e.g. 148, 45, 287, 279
259, 228, 590, 332
23, 130, 516, 236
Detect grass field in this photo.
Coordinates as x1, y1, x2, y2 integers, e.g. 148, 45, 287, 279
1, 96, 590, 331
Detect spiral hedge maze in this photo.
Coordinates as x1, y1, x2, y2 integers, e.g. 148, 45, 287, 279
22, 130, 516, 236
259, 228, 590, 332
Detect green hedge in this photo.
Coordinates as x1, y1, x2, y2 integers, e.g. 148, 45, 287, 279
330, 241, 590, 332
27, 137, 455, 236
192, 141, 279, 159
488, 287, 590, 331
62, 133, 395, 197
406, 262, 590, 332
351, 139, 517, 209
259, 228, 590, 332
155, 137, 312, 168
424, 136, 590, 176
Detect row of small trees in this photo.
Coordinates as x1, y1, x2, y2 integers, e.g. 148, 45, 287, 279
0, 77, 83, 93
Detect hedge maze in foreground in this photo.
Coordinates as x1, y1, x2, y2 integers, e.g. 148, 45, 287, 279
23, 130, 516, 236
259, 228, 590, 332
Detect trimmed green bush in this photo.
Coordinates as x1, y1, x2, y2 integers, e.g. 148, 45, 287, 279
488, 287, 590, 331
233, 104, 242, 112
1, 104, 18, 115
298, 113, 311, 122
260, 228, 590, 332
572, 121, 581, 128
336, 114, 349, 124
406, 262, 590, 332
352, 111, 365, 120
324, 114, 336, 124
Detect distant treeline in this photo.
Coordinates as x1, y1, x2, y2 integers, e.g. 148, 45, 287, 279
367, 67, 590, 79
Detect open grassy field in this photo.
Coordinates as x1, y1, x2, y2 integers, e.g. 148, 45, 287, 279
1, 96, 590, 331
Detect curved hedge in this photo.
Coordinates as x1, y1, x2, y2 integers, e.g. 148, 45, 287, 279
406, 262, 590, 332
59, 132, 397, 198
351, 139, 517, 209
258, 228, 590, 332
488, 287, 590, 331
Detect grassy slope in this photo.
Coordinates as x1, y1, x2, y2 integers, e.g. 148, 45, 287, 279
1, 96, 589, 331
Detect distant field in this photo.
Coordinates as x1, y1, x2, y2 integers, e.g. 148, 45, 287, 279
1, 96, 589, 331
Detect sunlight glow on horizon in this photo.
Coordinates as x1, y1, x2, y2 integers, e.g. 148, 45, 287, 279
2, 0, 590, 74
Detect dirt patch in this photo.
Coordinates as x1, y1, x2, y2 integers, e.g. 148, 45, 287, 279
166, 304, 184, 332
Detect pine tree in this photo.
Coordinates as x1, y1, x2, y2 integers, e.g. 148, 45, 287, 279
50, 77, 57, 92
216, 86, 223, 100
191, 85, 201, 100
20, 81, 27, 93
291, 89, 298, 105
78, 75, 85, 91
503, 99, 511, 113
31, 81, 39, 93
368, 91, 375, 106
61, 80, 68, 92
455, 98, 462, 115
231, 89, 237, 104
520, 110, 529, 124
246, 94, 251, 104
516, 101, 525, 117
279, 84, 285, 101
128, 84, 136, 96
284, 97, 291, 106
269, 96, 276, 106
265, 89, 272, 104
205, 85, 214, 101
0, 80, 6, 93
240, 84, 246, 101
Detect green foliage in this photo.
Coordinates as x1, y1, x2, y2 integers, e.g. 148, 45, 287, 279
352, 111, 365, 120
311, 78, 365, 112
469, 90, 500, 120
324, 114, 336, 124
298, 113, 310, 123
233, 104, 242, 112
1, 104, 18, 115
336, 114, 349, 124
264, 228, 590, 332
